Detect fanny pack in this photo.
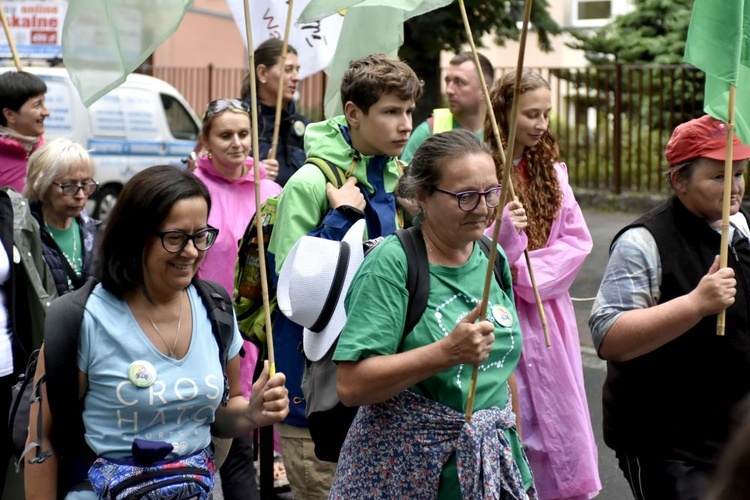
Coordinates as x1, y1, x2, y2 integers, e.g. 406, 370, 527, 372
88, 440, 215, 500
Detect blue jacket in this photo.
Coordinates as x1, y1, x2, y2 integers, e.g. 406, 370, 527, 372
268, 116, 402, 427
252, 100, 309, 187
31, 203, 100, 297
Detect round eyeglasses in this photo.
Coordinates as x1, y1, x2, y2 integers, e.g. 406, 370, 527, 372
203, 98, 250, 120
155, 227, 219, 253
52, 181, 99, 197
434, 186, 503, 212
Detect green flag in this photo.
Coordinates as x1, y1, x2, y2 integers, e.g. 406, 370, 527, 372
62, 0, 191, 107
299, 0, 453, 117
684, 0, 750, 144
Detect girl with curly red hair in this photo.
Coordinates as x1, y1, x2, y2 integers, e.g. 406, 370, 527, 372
486, 70, 600, 500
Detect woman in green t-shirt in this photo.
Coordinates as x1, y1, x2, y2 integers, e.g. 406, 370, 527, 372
330, 129, 535, 499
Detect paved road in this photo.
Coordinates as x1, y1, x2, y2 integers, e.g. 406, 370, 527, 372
575, 208, 639, 499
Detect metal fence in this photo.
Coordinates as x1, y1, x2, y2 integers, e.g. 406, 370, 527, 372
514, 64, 703, 194
153, 65, 328, 123
154, 63, 703, 194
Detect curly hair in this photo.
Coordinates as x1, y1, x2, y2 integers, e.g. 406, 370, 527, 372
485, 70, 561, 250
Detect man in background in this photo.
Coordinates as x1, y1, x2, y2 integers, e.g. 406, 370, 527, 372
401, 51, 494, 162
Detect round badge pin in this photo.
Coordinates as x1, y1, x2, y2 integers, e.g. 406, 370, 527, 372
128, 360, 157, 388
293, 120, 306, 137
492, 305, 514, 328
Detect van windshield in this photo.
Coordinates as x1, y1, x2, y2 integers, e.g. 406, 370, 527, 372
161, 94, 198, 140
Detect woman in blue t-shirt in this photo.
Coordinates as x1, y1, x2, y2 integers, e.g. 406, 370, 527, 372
24, 165, 289, 499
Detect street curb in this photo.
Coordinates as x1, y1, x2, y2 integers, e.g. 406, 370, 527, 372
574, 188, 667, 214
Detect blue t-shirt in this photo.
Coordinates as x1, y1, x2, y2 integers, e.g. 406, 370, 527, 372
78, 283, 242, 459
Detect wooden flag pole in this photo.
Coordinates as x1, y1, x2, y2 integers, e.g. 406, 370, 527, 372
243, 0, 276, 374
461, 0, 541, 422
268, 0, 296, 161
717, 83, 737, 336
0, 1, 22, 71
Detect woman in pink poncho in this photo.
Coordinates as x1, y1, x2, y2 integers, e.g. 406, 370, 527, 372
193, 98, 282, 498
485, 71, 600, 499
193, 97, 282, 393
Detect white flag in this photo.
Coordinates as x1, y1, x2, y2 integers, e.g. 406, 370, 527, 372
227, 0, 344, 79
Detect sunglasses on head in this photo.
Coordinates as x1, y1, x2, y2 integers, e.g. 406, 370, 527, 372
203, 98, 250, 120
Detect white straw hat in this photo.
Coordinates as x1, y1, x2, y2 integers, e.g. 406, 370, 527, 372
277, 219, 366, 362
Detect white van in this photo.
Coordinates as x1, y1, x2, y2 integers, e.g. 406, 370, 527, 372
1, 66, 201, 219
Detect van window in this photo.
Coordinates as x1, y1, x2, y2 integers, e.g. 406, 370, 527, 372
161, 94, 199, 141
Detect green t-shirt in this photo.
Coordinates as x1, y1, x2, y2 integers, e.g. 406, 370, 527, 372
334, 235, 532, 496
46, 218, 83, 278
401, 114, 483, 163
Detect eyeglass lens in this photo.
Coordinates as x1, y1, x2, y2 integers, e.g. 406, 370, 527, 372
57, 182, 98, 196
458, 189, 501, 211
161, 228, 218, 253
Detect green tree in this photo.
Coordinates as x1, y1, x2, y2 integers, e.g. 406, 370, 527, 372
400, 0, 561, 122
564, 0, 701, 132
566, 0, 693, 65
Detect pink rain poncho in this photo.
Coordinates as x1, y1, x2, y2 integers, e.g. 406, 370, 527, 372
488, 163, 600, 500
194, 155, 282, 398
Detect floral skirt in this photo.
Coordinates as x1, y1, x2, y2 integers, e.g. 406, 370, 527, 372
330, 389, 536, 499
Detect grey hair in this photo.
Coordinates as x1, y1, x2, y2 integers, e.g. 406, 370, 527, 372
664, 159, 697, 190
24, 138, 94, 202
398, 129, 493, 225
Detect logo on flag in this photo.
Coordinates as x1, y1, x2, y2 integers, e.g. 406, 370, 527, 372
226, 0, 344, 79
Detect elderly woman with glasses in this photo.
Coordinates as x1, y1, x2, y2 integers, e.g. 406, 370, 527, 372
330, 129, 535, 498
23, 165, 289, 499
24, 137, 100, 296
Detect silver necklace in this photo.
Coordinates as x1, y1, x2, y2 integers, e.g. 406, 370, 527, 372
144, 291, 184, 359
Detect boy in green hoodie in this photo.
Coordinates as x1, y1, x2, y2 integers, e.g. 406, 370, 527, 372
267, 54, 422, 499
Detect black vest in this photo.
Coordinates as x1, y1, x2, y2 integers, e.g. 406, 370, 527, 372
603, 196, 750, 464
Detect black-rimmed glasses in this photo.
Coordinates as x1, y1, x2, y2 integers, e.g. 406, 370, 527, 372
203, 98, 250, 120
52, 181, 99, 197
434, 186, 502, 212
155, 227, 219, 253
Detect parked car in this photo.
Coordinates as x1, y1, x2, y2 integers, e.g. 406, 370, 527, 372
1, 66, 201, 220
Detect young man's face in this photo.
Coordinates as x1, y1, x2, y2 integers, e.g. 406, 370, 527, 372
444, 61, 483, 118
346, 92, 414, 157
3, 93, 49, 137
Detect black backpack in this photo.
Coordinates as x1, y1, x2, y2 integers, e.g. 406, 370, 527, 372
12, 278, 235, 495
303, 226, 509, 462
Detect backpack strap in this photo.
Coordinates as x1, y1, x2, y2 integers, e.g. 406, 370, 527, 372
193, 279, 234, 406
306, 156, 345, 189
395, 230, 509, 349
44, 277, 99, 461
395, 227, 430, 343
